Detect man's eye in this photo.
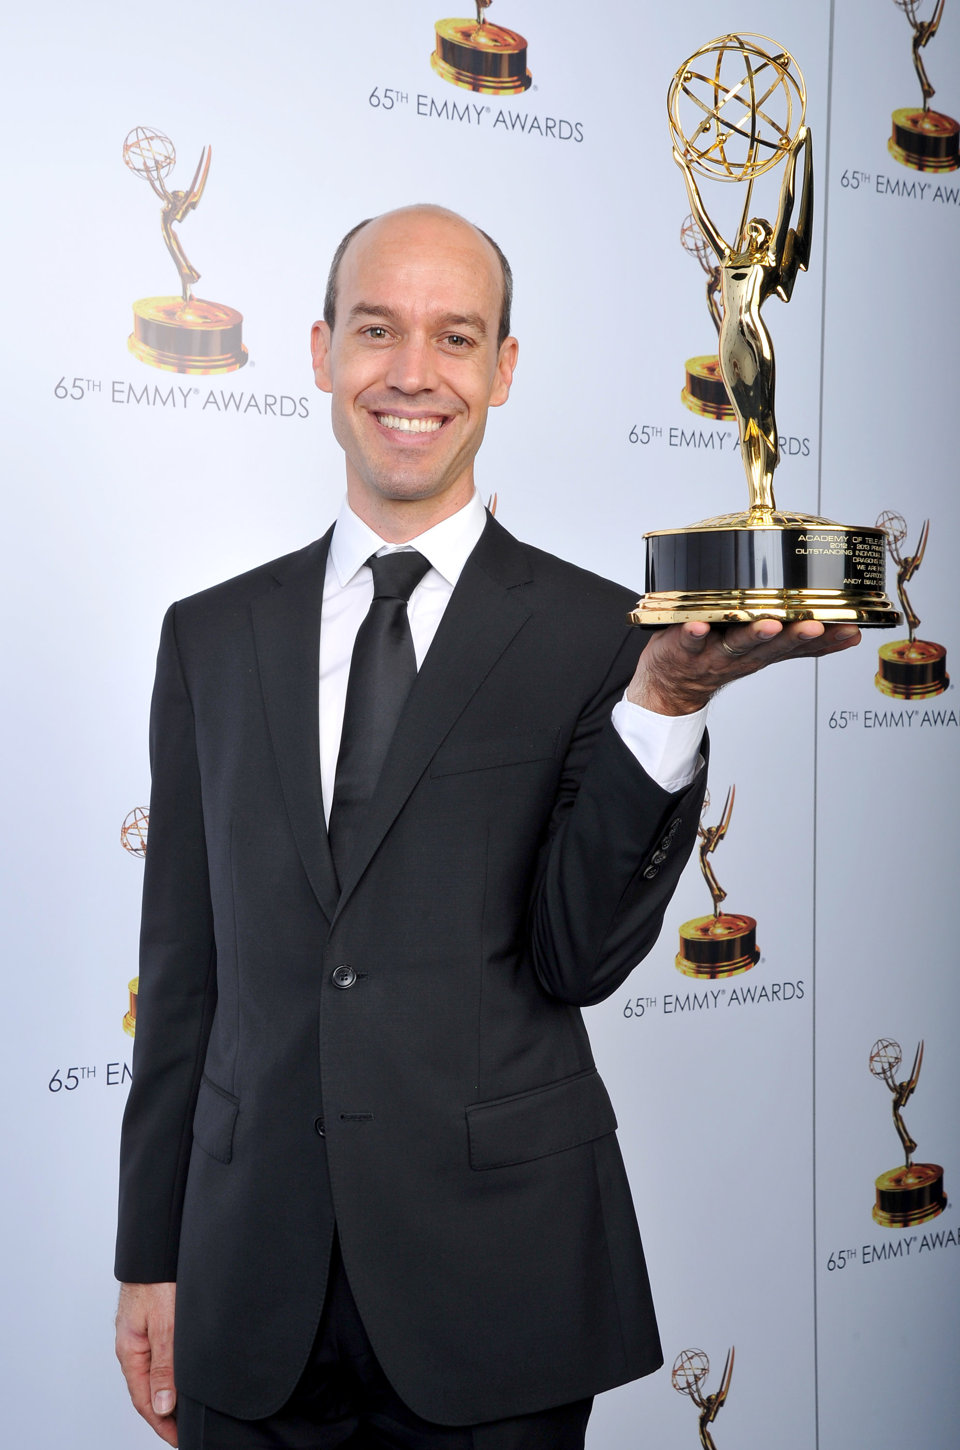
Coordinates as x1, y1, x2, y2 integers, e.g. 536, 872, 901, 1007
363, 326, 389, 339
444, 334, 470, 348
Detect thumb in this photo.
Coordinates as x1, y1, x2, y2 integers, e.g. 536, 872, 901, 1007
149, 1327, 177, 1417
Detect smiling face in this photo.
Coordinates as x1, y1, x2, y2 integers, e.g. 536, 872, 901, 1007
311, 206, 518, 539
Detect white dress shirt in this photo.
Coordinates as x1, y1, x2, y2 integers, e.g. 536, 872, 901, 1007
318, 493, 706, 824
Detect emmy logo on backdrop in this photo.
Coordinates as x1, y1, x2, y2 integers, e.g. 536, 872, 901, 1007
120, 806, 149, 1037
869, 1038, 946, 1227
432, 0, 532, 95
123, 127, 248, 374
875, 512, 949, 698
672, 1347, 734, 1450
120, 806, 149, 858
676, 786, 759, 978
679, 214, 734, 421
889, 0, 959, 172
632, 35, 899, 630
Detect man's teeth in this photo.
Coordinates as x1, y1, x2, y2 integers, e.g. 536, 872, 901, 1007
377, 414, 443, 434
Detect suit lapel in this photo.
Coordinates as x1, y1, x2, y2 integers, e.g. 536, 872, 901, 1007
251, 529, 340, 924
332, 516, 533, 917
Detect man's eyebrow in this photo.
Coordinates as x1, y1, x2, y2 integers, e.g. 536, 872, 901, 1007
345, 303, 488, 337
438, 313, 488, 337
346, 303, 401, 326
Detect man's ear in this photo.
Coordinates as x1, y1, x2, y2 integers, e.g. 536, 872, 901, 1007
311, 320, 333, 393
489, 336, 519, 408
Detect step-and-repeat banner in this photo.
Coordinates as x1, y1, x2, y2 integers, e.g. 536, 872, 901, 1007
3, 2, 957, 1446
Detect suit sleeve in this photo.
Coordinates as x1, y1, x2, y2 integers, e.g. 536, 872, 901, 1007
114, 603, 218, 1284
528, 628, 707, 1007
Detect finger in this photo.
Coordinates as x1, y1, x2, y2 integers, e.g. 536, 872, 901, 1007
149, 1344, 177, 1421
149, 1412, 179, 1447
117, 1335, 153, 1419
148, 1411, 179, 1447
676, 621, 712, 653
723, 618, 861, 660
787, 623, 861, 656
792, 622, 826, 640
118, 1339, 178, 1445
717, 619, 784, 658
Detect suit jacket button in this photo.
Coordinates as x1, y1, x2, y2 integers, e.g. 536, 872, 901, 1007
643, 864, 659, 879
332, 964, 357, 989
651, 849, 667, 863
314, 1117, 325, 1138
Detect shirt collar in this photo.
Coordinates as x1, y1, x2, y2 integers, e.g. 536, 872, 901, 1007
330, 492, 488, 589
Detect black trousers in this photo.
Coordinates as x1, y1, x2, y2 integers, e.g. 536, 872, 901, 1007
177, 1238, 593, 1449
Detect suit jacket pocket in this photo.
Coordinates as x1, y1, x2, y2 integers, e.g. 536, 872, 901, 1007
430, 728, 560, 778
466, 1068, 617, 1170
192, 1075, 239, 1164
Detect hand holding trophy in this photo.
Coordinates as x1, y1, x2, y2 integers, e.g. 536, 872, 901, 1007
631, 36, 900, 631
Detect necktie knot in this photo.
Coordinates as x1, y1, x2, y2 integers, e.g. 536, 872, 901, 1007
368, 550, 430, 602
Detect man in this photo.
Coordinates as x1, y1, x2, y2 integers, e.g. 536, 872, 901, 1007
115, 205, 859, 1449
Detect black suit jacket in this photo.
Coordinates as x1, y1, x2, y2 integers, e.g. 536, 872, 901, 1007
115, 513, 707, 1425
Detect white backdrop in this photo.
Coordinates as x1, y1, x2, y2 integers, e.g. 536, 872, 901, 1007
2, 2, 958, 1446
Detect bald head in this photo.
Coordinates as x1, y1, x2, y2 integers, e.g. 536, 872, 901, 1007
323, 205, 514, 348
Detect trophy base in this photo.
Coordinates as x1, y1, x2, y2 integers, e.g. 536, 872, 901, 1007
129, 296, 248, 374
873, 1162, 946, 1227
122, 977, 138, 1039
889, 108, 960, 173
875, 639, 949, 698
681, 355, 734, 420
431, 19, 532, 95
633, 513, 901, 627
676, 913, 760, 978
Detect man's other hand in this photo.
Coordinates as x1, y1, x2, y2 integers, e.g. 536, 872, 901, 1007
116, 1281, 178, 1445
628, 618, 861, 716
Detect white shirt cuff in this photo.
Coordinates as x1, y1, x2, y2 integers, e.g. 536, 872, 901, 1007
611, 694, 707, 794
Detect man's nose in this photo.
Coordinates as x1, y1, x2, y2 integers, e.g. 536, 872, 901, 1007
384, 335, 437, 394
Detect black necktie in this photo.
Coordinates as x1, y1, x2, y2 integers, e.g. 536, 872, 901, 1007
328, 550, 431, 879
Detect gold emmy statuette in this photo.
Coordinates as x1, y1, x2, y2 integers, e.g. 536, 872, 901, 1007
120, 809, 147, 1034
875, 512, 949, 697
680, 214, 734, 421
633, 36, 901, 629
123, 977, 139, 1038
672, 1347, 734, 1450
677, 787, 759, 978
432, 0, 532, 94
123, 127, 248, 374
869, 1038, 946, 1227
889, 0, 959, 172
120, 806, 150, 857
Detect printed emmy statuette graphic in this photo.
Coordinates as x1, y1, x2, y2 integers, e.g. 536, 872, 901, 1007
677, 786, 759, 979
679, 213, 734, 421
120, 807, 149, 858
889, 0, 959, 172
431, 0, 532, 94
120, 807, 148, 1036
672, 1347, 735, 1450
123, 127, 248, 374
633, 34, 899, 630
875, 512, 949, 698
869, 1038, 946, 1227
